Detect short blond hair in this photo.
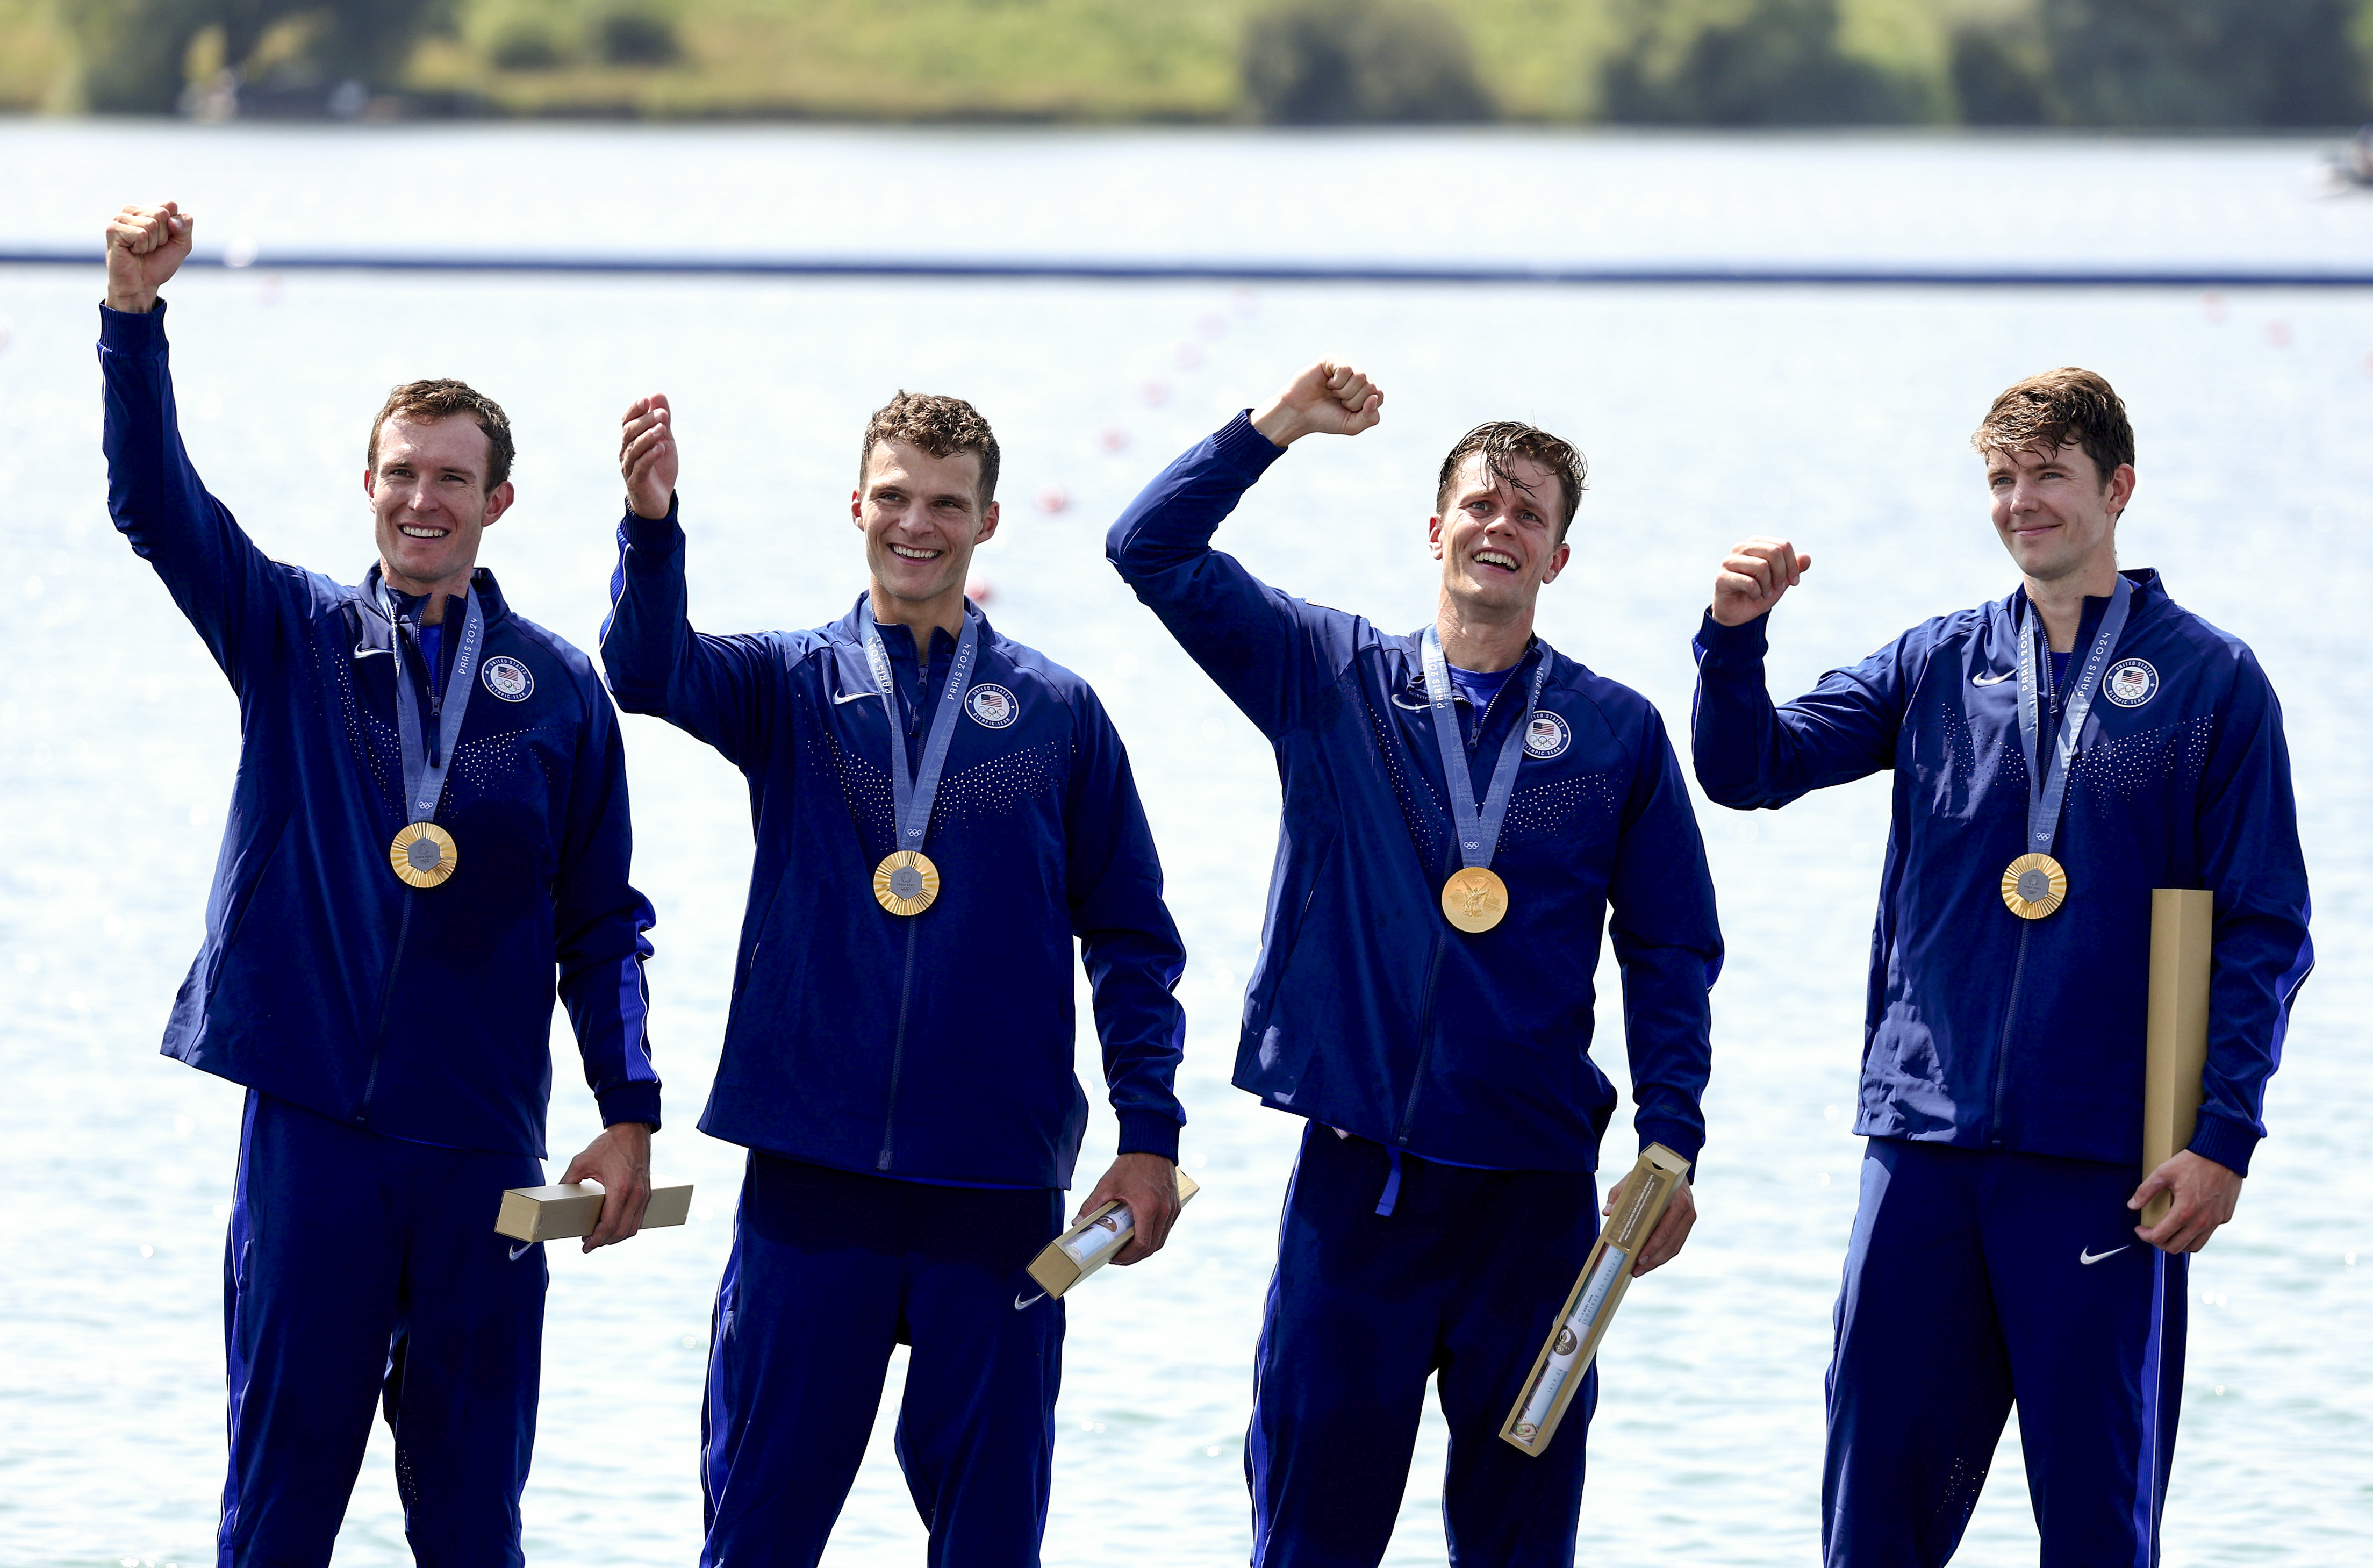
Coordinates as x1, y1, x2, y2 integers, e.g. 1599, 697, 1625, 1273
861, 390, 999, 506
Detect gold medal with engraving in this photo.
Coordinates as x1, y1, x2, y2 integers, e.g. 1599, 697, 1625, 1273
1441, 866, 1509, 933
389, 822, 458, 890
2001, 852, 2067, 920
874, 850, 941, 917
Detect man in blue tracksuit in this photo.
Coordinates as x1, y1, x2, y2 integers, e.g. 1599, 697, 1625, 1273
99, 203, 661, 1567
1108, 360, 1722, 1566
602, 386, 1188, 1566
1692, 367, 2312, 1566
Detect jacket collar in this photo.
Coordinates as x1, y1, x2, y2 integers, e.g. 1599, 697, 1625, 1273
1394, 626, 1550, 705
826, 591, 996, 694
353, 564, 512, 632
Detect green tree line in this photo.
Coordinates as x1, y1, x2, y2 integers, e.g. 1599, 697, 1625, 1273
9, 0, 2370, 126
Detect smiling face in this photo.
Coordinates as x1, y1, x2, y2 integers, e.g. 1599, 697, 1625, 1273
1985, 441, 2133, 586
851, 439, 1001, 614
1428, 453, 1572, 619
365, 414, 512, 598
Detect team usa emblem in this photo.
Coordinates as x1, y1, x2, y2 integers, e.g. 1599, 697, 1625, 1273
1523, 710, 1570, 760
965, 683, 1019, 728
2101, 658, 2158, 708
480, 656, 534, 703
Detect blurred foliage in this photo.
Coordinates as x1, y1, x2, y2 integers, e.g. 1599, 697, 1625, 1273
1241, 0, 1493, 123
3, 0, 2369, 124
1602, 0, 1929, 124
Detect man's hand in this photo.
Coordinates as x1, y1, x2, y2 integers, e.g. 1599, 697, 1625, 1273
2129, 1150, 2242, 1254
1071, 1151, 1181, 1266
1251, 360, 1383, 447
620, 393, 678, 521
1712, 536, 1812, 627
558, 1121, 654, 1254
1603, 1171, 1695, 1277
105, 201, 193, 314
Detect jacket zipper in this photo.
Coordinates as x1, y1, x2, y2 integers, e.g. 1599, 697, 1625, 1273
1393, 665, 1510, 1145
1987, 921, 2032, 1148
878, 918, 920, 1169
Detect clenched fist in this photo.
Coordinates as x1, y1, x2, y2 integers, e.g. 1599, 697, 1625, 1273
1251, 360, 1384, 447
105, 201, 193, 314
1711, 536, 1812, 626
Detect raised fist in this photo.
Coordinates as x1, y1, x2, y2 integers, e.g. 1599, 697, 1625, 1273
1712, 537, 1812, 627
105, 202, 193, 314
1251, 359, 1385, 447
620, 393, 679, 521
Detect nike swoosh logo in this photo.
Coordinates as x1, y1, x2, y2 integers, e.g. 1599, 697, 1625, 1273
354, 644, 391, 660
2079, 1245, 2130, 1265
1972, 671, 2013, 686
1014, 1290, 1048, 1310
832, 690, 881, 704
508, 1242, 534, 1261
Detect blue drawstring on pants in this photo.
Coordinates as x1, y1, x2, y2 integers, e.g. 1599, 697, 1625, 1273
1375, 1146, 1404, 1217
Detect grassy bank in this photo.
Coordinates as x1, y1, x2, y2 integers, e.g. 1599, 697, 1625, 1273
5, 0, 2367, 125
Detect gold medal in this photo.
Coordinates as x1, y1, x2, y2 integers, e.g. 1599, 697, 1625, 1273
2001, 853, 2067, 920
389, 822, 458, 889
1441, 867, 1508, 933
874, 850, 941, 917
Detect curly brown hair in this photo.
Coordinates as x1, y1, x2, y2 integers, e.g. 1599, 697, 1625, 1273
1970, 368, 2134, 483
1435, 421, 1588, 540
861, 390, 1000, 507
367, 379, 515, 491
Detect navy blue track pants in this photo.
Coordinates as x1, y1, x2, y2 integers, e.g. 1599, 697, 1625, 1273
700, 1152, 1065, 1568
1825, 1139, 2189, 1568
1248, 1125, 1603, 1568
219, 1091, 547, 1568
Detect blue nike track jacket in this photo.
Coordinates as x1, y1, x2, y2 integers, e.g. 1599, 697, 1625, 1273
600, 502, 1186, 1188
1108, 413, 1720, 1174
1691, 571, 2312, 1173
100, 303, 660, 1157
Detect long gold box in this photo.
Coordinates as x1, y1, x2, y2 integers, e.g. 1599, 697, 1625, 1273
2141, 888, 2214, 1229
1024, 1168, 1200, 1298
1500, 1143, 1691, 1457
493, 1182, 695, 1243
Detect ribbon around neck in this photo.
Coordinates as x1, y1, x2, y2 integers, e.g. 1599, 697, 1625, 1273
1419, 625, 1551, 872
2015, 574, 2132, 865
382, 576, 486, 826
860, 600, 981, 855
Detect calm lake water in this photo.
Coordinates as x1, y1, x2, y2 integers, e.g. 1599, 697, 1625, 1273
1, 124, 2368, 1568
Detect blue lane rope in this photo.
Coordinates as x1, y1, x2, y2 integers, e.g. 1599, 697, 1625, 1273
7, 248, 2372, 288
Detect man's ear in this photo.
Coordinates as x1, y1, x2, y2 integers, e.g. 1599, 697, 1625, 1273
1426, 514, 1446, 561
1540, 539, 1572, 586
975, 499, 1002, 546
481, 480, 515, 529
851, 488, 864, 528
2106, 462, 2137, 521
363, 468, 377, 502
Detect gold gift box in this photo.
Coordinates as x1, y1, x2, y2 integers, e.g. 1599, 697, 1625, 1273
1500, 1143, 1691, 1457
494, 1181, 695, 1243
1025, 1168, 1200, 1299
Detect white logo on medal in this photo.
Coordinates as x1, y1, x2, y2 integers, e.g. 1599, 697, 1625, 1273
1523, 710, 1569, 760
2102, 658, 2158, 709
966, 683, 1019, 729
481, 656, 534, 703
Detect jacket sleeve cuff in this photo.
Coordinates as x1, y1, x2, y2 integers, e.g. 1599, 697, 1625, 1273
1635, 1121, 1704, 1180
620, 496, 683, 558
1691, 608, 1769, 671
596, 1082, 662, 1133
2186, 1109, 2258, 1177
1115, 1107, 1182, 1164
1210, 409, 1291, 479
99, 298, 169, 353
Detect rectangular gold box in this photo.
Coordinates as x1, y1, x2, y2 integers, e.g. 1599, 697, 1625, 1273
1500, 1142, 1691, 1457
1024, 1168, 1201, 1298
494, 1182, 695, 1243
2141, 888, 2214, 1229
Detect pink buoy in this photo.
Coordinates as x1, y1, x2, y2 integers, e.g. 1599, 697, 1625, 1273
1038, 485, 1070, 514
1100, 427, 1129, 453
966, 582, 993, 604
2200, 292, 2226, 324
1141, 380, 1170, 406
